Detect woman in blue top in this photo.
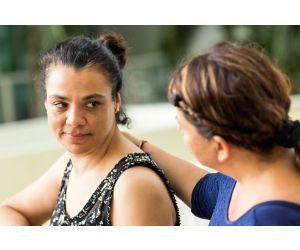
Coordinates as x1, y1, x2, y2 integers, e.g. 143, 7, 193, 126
125, 42, 300, 225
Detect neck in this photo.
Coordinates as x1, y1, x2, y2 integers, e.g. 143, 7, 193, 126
224, 147, 300, 215
221, 147, 299, 187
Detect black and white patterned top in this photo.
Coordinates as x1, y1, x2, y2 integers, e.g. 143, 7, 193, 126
50, 152, 180, 226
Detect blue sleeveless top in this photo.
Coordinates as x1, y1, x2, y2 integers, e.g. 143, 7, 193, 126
192, 173, 300, 225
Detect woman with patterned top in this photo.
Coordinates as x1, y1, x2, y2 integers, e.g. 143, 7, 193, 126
124, 42, 300, 225
0, 34, 180, 226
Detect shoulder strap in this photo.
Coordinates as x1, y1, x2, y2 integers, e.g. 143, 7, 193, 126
59, 160, 73, 192
105, 152, 181, 226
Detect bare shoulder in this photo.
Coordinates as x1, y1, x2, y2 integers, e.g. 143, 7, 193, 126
115, 166, 172, 199
111, 166, 177, 225
120, 165, 164, 183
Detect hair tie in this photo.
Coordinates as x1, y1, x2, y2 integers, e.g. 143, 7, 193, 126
274, 120, 300, 148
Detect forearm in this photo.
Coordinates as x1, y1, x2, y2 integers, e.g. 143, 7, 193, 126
0, 205, 31, 226
142, 141, 207, 207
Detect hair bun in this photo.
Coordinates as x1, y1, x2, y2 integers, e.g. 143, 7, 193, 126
99, 33, 127, 69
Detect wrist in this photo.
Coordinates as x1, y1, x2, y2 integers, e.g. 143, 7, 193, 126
138, 140, 148, 150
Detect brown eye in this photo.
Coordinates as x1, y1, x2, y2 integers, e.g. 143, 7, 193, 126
53, 102, 67, 109
86, 101, 100, 108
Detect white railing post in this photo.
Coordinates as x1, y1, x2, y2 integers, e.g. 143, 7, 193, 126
0, 77, 16, 122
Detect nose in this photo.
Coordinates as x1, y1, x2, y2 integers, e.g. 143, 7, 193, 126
66, 106, 86, 127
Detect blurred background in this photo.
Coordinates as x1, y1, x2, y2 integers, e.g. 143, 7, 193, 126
1, 25, 300, 225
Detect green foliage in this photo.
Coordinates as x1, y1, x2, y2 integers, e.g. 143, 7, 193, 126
1, 25, 300, 124
224, 26, 300, 94
0, 26, 27, 71
160, 26, 196, 67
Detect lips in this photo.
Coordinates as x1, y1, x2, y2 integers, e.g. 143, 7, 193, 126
62, 131, 92, 142
69, 133, 87, 137
63, 131, 91, 137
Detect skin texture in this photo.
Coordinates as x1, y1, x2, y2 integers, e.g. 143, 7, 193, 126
176, 109, 218, 168
45, 66, 119, 156
0, 65, 176, 226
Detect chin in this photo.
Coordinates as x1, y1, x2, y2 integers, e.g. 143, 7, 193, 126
62, 143, 89, 155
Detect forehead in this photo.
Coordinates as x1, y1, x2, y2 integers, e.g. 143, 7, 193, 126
45, 65, 111, 95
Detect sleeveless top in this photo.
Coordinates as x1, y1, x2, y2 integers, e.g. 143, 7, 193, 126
192, 173, 300, 225
50, 152, 180, 226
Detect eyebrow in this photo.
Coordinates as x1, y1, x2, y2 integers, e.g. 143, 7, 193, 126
48, 93, 106, 101
83, 94, 106, 101
48, 95, 68, 100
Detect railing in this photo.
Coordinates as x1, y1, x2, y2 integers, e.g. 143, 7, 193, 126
0, 71, 29, 122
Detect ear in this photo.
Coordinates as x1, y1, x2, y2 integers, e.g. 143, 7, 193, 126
211, 135, 230, 163
115, 93, 121, 111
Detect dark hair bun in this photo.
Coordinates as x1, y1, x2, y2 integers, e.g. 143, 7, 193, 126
99, 33, 127, 69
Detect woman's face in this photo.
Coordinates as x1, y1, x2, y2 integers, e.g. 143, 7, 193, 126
44, 65, 120, 155
176, 108, 216, 167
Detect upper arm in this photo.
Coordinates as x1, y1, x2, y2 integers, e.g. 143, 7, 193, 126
111, 166, 176, 226
191, 173, 220, 219
0, 152, 69, 225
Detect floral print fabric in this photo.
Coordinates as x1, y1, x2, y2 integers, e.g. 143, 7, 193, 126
50, 152, 180, 226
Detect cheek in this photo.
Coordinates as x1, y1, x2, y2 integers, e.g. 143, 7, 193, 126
183, 131, 213, 165
182, 131, 199, 155
97, 106, 113, 123
47, 111, 64, 130
89, 107, 115, 133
